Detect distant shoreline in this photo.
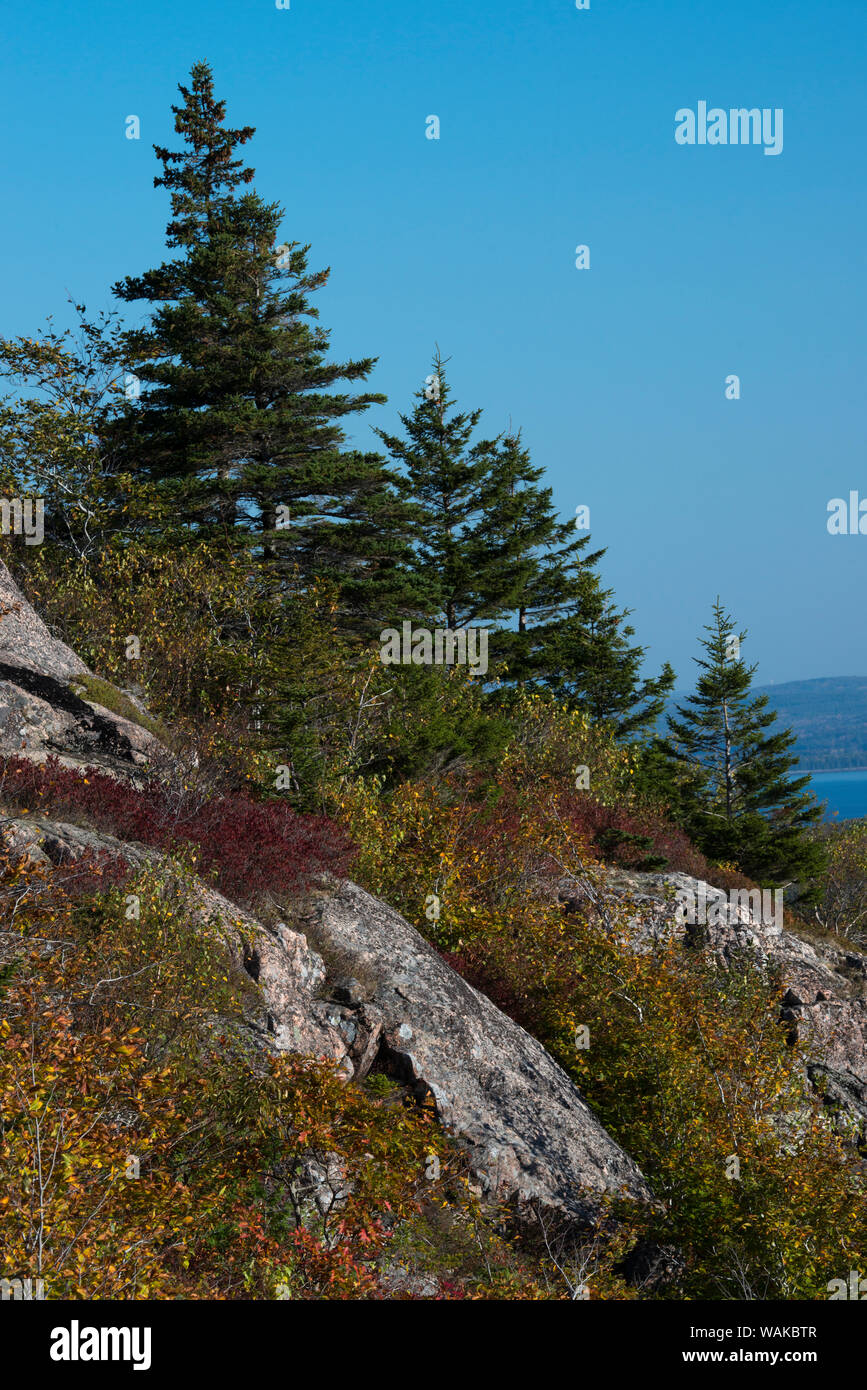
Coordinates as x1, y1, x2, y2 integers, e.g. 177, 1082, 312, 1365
800, 766, 867, 776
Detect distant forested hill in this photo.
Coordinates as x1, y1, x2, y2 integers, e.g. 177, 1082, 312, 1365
661, 677, 867, 772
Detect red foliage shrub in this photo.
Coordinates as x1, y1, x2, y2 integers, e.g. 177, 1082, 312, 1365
560, 794, 710, 879
701, 863, 760, 895
53, 849, 133, 899
437, 1280, 468, 1300
435, 778, 709, 890
0, 757, 355, 908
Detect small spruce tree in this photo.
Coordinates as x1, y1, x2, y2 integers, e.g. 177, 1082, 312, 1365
660, 598, 824, 886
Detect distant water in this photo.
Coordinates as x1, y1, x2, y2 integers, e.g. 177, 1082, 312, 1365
802, 769, 867, 822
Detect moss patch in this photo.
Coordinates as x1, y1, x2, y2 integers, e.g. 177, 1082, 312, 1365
68, 674, 172, 747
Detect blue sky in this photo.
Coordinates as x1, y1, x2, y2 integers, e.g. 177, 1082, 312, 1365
1, 0, 864, 686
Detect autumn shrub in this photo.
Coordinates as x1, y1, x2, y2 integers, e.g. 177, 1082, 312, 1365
66, 860, 251, 1061
557, 796, 709, 876
477, 691, 712, 877
496, 691, 634, 794
532, 901, 867, 1299
811, 820, 867, 946
14, 542, 340, 796
17, 542, 269, 732
0, 987, 471, 1299
14, 543, 410, 806
0, 755, 355, 908
338, 763, 867, 1299
0, 841, 566, 1300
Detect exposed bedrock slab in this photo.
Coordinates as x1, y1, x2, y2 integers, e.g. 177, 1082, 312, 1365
0, 560, 163, 773
292, 879, 651, 1220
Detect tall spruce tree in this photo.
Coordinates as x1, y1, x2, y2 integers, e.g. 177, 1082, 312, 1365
376, 358, 605, 649
475, 429, 605, 647
659, 598, 824, 885
378, 357, 673, 735
375, 356, 507, 631
106, 61, 409, 620
453, 423, 673, 736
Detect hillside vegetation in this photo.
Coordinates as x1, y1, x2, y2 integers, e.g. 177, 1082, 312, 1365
1, 61, 865, 1303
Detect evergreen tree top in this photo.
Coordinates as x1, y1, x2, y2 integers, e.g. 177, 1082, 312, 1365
152, 60, 256, 249
662, 597, 821, 854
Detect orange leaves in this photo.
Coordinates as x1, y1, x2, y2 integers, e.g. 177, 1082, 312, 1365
0, 839, 504, 1299
337, 742, 867, 1298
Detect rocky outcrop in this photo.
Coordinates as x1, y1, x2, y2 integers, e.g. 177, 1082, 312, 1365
0, 560, 86, 682
0, 557, 654, 1226
0, 810, 651, 1223
3, 537, 864, 1232
564, 867, 867, 1146
0, 811, 354, 1076
292, 879, 651, 1218
0, 561, 162, 775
